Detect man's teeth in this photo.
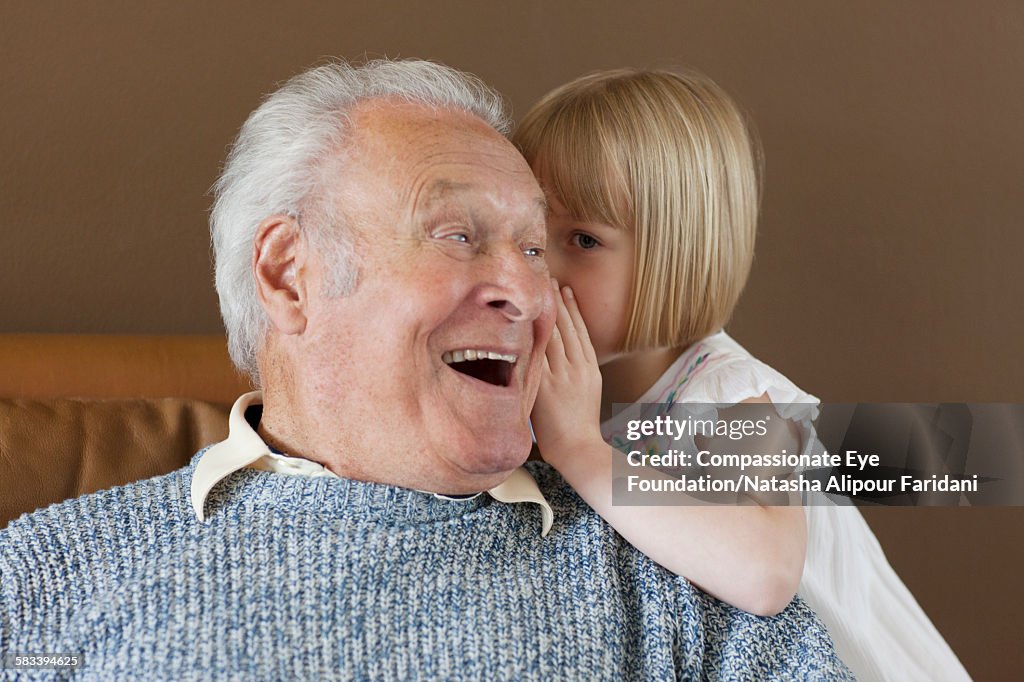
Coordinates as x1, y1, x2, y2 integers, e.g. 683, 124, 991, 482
442, 350, 517, 364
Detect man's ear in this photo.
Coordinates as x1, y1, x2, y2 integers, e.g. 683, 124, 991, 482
253, 214, 309, 335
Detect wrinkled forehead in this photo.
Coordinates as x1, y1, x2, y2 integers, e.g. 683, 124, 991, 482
348, 99, 522, 174
342, 101, 547, 224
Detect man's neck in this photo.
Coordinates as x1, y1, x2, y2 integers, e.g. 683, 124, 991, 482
257, 390, 520, 496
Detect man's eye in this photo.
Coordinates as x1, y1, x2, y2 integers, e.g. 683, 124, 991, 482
443, 233, 470, 243
572, 233, 600, 250
523, 246, 545, 258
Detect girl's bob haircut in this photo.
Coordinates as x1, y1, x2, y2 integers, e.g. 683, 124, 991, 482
513, 68, 762, 352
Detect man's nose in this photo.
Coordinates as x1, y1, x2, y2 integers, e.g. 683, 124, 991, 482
476, 247, 548, 322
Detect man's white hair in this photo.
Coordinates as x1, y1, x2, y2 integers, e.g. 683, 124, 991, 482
211, 59, 510, 383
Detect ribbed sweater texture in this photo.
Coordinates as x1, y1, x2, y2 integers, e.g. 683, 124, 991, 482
0, 457, 851, 680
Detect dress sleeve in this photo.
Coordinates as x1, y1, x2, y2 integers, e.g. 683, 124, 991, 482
675, 353, 820, 423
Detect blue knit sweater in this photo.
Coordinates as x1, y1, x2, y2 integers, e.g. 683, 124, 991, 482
0, 456, 851, 680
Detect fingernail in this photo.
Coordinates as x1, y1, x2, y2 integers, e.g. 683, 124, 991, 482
562, 286, 574, 300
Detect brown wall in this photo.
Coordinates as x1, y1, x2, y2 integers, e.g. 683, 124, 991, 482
3, 1, 1022, 677
3, 2, 1021, 401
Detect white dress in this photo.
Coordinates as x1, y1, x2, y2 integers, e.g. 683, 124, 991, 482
600, 331, 970, 682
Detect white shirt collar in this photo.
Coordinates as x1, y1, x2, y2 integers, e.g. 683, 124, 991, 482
190, 391, 553, 536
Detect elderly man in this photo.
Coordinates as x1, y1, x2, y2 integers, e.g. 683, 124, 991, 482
1, 60, 850, 679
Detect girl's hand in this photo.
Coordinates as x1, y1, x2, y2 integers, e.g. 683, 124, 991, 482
531, 282, 604, 470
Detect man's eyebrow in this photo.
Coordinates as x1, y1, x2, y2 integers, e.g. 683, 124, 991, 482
420, 179, 472, 203
419, 179, 549, 217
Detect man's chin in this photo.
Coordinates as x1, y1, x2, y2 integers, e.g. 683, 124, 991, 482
440, 428, 533, 485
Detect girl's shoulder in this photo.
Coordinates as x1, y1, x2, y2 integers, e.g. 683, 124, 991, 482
654, 331, 819, 407
601, 332, 819, 446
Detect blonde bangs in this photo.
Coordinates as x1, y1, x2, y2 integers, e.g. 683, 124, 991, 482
512, 77, 633, 230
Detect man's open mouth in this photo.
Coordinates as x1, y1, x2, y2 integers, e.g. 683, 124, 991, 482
442, 349, 517, 388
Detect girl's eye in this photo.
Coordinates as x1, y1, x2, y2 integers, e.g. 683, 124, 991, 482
572, 233, 600, 250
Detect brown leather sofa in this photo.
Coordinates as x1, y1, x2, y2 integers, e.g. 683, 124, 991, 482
0, 335, 249, 528
0, 334, 1016, 679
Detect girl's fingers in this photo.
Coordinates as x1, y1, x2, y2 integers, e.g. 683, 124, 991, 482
553, 284, 585, 364
538, 354, 552, 384
545, 308, 567, 372
547, 281, 571, 360
561, 286, 597, 365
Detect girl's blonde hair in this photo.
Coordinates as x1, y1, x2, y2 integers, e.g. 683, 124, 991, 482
513, 68, 761, 352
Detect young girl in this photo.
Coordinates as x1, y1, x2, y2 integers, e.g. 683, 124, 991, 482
514, 69, 969, 681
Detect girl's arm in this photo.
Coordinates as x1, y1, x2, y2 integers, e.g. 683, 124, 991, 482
531, 284, 806, 617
